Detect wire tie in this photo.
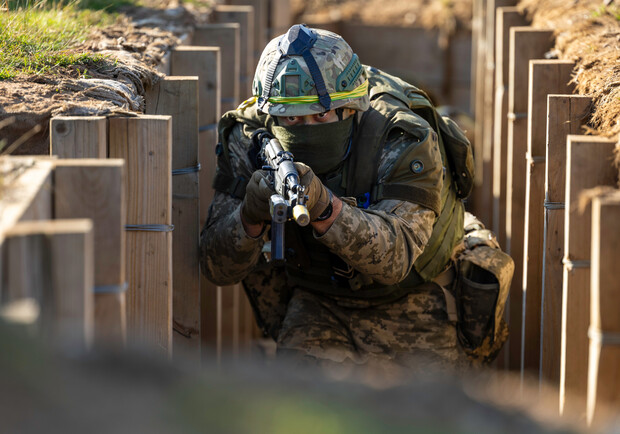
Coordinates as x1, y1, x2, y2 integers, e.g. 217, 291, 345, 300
199, 124, 217, 132
508, 112, 527, 121
172, 164, 201, 176
94, 282, 129, 294
526, 152, 546, 164
125, 224, 174, 232
562, 257, 590, 270
589, 327, 620, 346
544, 201, 565, 210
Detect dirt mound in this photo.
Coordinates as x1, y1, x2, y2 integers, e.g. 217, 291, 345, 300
292, 0, 472, 32
0, 9, 187, 155
519, 0, 620, 141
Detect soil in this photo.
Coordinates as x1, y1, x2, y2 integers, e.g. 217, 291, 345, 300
0, 2, 198, 154
519, 0, 620, 140
292, 0, 473, 32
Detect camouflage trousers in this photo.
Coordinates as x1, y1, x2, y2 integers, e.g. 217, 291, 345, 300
276, 282, 470, 373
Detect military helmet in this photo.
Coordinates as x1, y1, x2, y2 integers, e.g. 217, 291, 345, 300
251, 24, 370, 117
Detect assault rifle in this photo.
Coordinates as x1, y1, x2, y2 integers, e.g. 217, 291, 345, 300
253, 129, 310, 263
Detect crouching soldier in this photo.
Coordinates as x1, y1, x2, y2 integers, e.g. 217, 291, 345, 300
201, 25, 513, 371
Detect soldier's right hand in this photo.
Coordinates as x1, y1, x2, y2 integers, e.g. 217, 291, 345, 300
241, 169, 274, 226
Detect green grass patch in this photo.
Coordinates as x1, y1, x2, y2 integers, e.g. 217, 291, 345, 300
4, 0, 139, 12
0, 0, 133, 79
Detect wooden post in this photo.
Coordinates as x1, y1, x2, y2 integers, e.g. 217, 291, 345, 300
4, 219, 94, 349
213, 5, 255, 99
49, 116, 126, 347
192, 24, 240, 113
492, 7, 527, 370
269, 0, 292, 38
169, 48, 223, 360
521, 60, 574, 375
227, 0, 269, 66
588, 191, 620, 426
0, 157, 52, 310
560, 135, 617, 416
145, 77, 201, 362
478, 0, 516, 231
49, 116, 107, 158
53, 159, 126, 347
471, 0, 486, 221
493, 7, 526, 249
0, 157, 53, 241
540, 95, 592, 392
505, 27, 553, 374
108, 115, 173, 357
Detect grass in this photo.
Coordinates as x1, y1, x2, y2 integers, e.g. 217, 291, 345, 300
0, 0, 136, 80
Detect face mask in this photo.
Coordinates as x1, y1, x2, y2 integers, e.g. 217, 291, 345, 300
271, 116, 354, 175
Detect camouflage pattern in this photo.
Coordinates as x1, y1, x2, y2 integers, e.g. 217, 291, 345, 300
454, 234, 514, 365
315, 199, 435, 286
252, 27, 370, 116
201, 121, 437, 289
199, 115, 468, 367
276, 285, 469, 372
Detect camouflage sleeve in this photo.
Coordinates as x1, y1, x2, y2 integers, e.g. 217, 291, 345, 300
315, 130, 440, 285
200, 123, 266, 286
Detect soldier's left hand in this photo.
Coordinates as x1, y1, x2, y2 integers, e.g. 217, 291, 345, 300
294, 162, 331, 221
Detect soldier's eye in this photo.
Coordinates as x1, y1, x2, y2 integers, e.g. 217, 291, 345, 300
317, 111, 328, 118
287, 116, 299, 122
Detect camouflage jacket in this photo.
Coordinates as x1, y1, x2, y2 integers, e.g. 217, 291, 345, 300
202, 112, 449, 281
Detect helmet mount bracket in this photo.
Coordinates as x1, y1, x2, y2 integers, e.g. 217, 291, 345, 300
258, 24, 332, 112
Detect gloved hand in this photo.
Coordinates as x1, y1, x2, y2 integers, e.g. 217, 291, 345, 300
294, 162, 331, 221
241, 170, 274, 225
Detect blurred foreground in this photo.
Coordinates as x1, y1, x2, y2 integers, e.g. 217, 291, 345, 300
2, 319, 616, 434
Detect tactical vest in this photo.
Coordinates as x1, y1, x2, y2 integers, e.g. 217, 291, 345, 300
213, 67, 473, 302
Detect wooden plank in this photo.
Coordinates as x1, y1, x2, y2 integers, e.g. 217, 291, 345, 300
145, 77, 201, 362
49, 116, 107, 159
170, 49, 220, 224
220, 284, 241, 358
213, 5, 255, 99
588, 191, 620, 426
560, 136, 617, 417
269, 0, 292, 38
492, 7, 526, 249
5, 219, 94, 349
191, 24, 240, 113
52, 159, 126, 347
170, 47, 223, 359
0, 157, 54, 243
541, 95, 592, 393
108, 115, 173, 357
471, 0, 486, 216
478, 0, 516, 231
227, 0, 269, 66
505, 27, 554, 374
521, 60, 574, 375
492, 7, 527, 370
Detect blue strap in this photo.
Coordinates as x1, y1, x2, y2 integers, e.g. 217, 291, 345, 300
300, 49, 331, 110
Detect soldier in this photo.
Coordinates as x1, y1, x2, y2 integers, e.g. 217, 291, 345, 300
201, 25, 505, 371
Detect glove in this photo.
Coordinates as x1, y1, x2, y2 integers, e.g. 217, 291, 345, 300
294, 162, 331, 221
241, 170, 274, 225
